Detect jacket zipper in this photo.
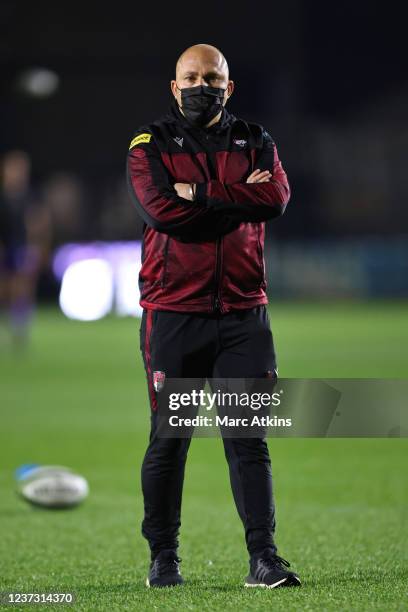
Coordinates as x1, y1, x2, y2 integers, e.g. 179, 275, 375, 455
194, 130, 224, 313
191, 128, 224, 313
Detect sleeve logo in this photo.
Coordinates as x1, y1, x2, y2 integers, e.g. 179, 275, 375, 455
129, 133, 152, 149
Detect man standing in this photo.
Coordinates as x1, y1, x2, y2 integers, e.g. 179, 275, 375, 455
127, 44, 301, 589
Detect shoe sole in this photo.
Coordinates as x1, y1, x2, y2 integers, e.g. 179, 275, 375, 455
245, 575, 302, 588
244, 577, 288, 589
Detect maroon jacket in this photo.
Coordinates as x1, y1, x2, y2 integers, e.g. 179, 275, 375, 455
127, 100, 290, 313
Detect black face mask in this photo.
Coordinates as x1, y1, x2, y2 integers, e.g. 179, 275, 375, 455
178, 85, 226, 127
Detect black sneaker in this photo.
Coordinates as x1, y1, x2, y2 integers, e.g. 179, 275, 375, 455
146, 549, 184, 588
245, 549, 301, 588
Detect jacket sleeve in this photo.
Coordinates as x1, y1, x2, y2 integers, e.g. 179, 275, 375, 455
194, 131, 290, 223
127, 131, 221, 236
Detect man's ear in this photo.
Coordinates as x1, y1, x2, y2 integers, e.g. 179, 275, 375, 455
224, 80, 234, 104
170, 80, 178, 99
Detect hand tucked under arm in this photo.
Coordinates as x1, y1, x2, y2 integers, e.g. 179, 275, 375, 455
174, 169, 271, 201
193, 139, 290, 222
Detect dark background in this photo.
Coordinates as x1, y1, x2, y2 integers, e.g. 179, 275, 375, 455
1, 0, 407, 243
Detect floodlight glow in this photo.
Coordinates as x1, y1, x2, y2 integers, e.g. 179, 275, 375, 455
53, 241, 142, 320
59, 259, 114, 321
17, 68, 59, 98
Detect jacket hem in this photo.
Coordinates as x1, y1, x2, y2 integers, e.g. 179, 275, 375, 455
140, 296, 268, 313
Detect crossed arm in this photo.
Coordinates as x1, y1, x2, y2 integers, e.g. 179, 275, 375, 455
127, 131, 290, 237
175, 168, 272, 199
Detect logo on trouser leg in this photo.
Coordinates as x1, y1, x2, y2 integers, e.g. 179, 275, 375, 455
153, 371, 166, 392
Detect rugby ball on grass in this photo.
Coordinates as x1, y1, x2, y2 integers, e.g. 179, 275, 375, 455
16, 465, 89, 509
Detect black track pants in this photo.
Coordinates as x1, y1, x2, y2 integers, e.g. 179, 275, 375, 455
139, 306, 278, 559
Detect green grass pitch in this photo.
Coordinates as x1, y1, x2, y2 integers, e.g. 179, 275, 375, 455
0, 302, 407, 611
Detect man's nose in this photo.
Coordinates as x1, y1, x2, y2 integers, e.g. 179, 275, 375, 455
197, 76, 210, 86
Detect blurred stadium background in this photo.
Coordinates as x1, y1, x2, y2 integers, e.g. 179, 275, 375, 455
1, 1, 407, 609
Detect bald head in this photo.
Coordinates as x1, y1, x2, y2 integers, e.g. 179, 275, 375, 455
176, 44, 229, 81
171, 44, 234, 126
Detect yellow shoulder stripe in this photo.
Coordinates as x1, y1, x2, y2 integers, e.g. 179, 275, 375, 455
129, 133, 152, 149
